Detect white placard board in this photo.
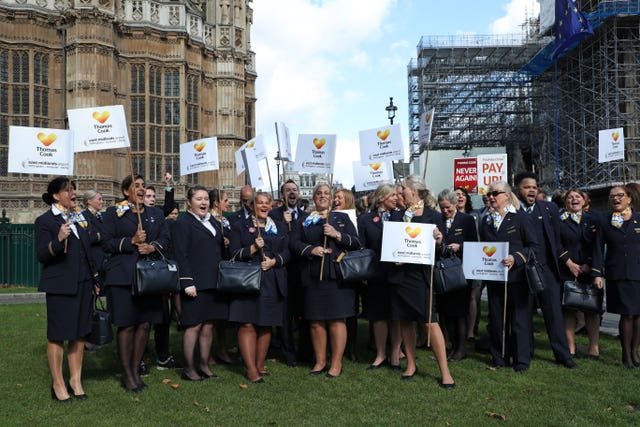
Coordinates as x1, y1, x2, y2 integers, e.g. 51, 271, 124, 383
67, 105, 130, 152
358, 124, 404, 164
8, 126, 74, 175
179, 137, 219, 176
462, 241, 509, 281
380, 221, 436, 265
477, 153, 508, 195
352, 161, 393, 192
294, 134, 336, 174
598, 127, 625, 163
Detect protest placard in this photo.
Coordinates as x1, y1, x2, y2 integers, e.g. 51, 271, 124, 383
179, 137, 219, 176
380, 221, 436, 265
67, 105, 130, 152
358, 124, 404, 164
462, 241, 509, 281
8, 126, 74, 175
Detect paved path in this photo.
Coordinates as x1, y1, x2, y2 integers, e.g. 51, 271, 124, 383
0, 291, 621, 337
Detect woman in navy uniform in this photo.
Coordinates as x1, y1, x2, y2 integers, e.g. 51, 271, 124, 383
357, 183, 403, 370
290, 183, 361, 378
229, 192, 290, 383
436, 189, 478, 362
479, 181, 538, 372
596, 185, 640, 368
82, 190, 106, 281
36, 177, 99, 401
102, 175, 169, 392
171, 185, 228, 381
387, 175, 454, 387
558, 189, 603, 359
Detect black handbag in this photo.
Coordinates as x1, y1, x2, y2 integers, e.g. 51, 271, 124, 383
525, 252, 545, 295
336, 248, 377, 282
217, 257, 262, 294
133, 245, 180, 296
562, 280, 604, 313
433, 250, 468, 294
88, 296, 113, 346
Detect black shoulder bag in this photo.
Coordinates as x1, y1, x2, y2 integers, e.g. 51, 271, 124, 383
433, 249, 468, 294
133, 244, 180, 296
525, 251, 545, 295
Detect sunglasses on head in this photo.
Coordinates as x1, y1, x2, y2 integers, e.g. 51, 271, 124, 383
487, 191, 505, 198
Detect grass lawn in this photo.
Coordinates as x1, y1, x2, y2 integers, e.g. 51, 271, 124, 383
0, 286, 38, 294
1, 303, 640, 426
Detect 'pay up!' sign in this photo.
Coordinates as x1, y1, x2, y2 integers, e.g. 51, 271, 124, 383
477, 154, 507, 195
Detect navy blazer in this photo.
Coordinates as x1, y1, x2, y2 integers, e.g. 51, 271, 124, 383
557, 211, 602, 281
357, 209, 403, 266
171, 213, 225, 291
601, 210, 640, 281
290, 211, 361, 282
479, 210, 539, 283
102, 205, 170, 286
229, 217, 290, 297
443, 211, 479, 258
82, 208, 106, 272
524, 200, 565, 277
269, 205, 308, 227
35, 209, 96, 295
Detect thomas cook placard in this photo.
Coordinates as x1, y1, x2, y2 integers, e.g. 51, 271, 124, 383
359, 124, 404, 164
294, 134, 336, 174
380, 222, 436, 265
180, 137, 219, 176
462, 241, 509, 281
8, 126, 74, 175
68, 105, 130, 152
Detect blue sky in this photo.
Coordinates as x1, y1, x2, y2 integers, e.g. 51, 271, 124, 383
251, 0, 541, 190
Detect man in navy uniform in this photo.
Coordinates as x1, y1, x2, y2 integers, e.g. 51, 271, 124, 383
514, 171, 576, 369
270, 179, 311, 367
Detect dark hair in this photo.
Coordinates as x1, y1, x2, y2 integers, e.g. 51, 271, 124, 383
514, 171, 537, 188
42, 177, 74, 206
146, 185, 156, 193
625, 183, 640, 210
120, 174, 145, 197
280, 179, 298, 195
453, 186, 473, 212
187, 185, 209, 201
208, 188, 227, 203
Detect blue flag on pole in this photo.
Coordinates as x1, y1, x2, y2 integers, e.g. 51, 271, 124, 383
551, 0, 594, 59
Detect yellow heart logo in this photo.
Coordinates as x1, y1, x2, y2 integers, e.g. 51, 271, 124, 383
482, 246, 497, 257
424, 113, 431, 123
246, 140, 255, 148
194, 142, 206, 152
405, 226, 421, 239
92, 111, 111, 124
376, 129, 391, 141
313, 138, 326, 149
369, 163, 382, 171
37, 132, 57, 147
612, 131, 620, 142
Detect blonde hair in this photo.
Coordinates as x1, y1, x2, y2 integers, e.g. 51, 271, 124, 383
404, 175, 436, 209
334, 188, 355, 210
488, 181, 520, 210
371, 184, 396, 211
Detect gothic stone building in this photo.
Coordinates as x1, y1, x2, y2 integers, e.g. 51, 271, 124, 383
0, 0, 256, 223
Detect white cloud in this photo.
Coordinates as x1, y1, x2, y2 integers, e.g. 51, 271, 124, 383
490, 0, 540, 34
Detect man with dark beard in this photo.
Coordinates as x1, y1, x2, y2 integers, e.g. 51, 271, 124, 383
514, 172, 576, 370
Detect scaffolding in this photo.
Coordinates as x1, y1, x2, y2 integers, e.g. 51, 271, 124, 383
532, 0, 640, 189
408, 0, 640, 190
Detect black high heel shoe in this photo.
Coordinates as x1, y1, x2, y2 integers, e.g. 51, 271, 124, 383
51, 386, 72, 402
120, 378, 142, 393
66, 383, 88, 400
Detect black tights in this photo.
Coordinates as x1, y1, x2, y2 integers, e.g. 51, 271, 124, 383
619, 315, 640, 367
118, 322, 151, 390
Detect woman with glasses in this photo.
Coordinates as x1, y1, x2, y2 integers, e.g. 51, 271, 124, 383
558, 189, 603, 359
479, 182, 538, 372
597, 185, 640, 368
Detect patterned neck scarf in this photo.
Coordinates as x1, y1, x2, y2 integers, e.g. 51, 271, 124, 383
446, 217, 454, 231
253, 216, 278, 235
561, 210, 582, 224
116, 200, 130, 217
611, 207, 632, 229
69, 207, 88, 228
304, 210, 327, 228
378, 208, 391, 222
52, 203, 69, 221
403, 200, 424, 222
488, 204, 516, 231
212, 210, 230, 229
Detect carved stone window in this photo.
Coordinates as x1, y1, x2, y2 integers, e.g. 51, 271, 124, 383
169, 7, 180, 26
132, 1, 143, 21
150, 3, 159, 24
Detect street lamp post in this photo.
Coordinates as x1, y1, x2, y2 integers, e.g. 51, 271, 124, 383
385, 97, 397, 125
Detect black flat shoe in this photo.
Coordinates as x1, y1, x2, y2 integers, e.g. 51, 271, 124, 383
181, 371, 205, 382
366, 359, 387, 371
389, 363, 402, 371
197, 369, 219, 379
258, 371, 270, 377
559, 358, 577, 369
137, 381, 148, 390
401, 368, 417, 381
587, 354, 600, 361
120, 379, 142, 393
439, 381, 456, 389
309, 367, 327, 376
214, 356, 233, 365
66, 383, 88, 400
251, 378, 265, 384
51, 387, 72, 402
325, 370, 342, 379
